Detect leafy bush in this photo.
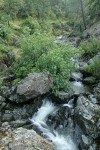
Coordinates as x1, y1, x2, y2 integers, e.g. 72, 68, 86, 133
86, 58, 100, 79
0, 78, 3, 87
13, 33, 76, 94
0, 23, 11, 40
13, 33, 55, 78
36, 44, 75, 94
39, 21, 52, 34
79, 38, 100, 58
22, 17, 40, 34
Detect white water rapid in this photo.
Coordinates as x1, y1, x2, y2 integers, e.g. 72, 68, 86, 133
31, 99, 77, 150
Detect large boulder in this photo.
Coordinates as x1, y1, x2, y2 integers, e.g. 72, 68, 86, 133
4, 72, 53, 103
93, 82, 100, 103
1, 127, 54, 150
17, 72, 52, 100
1, 97, 42, 126
74, 95, 100, 149
75, 95, 100, 140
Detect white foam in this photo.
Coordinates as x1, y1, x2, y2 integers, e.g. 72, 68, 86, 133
31, 99, 77, 150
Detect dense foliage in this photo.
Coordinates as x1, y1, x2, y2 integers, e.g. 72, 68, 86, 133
0, 0, 99, 94
86, 58, 100, 79
13, 33, 75, 94
79, 39, 100, 58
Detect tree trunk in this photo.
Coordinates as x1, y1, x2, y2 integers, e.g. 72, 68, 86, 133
79, 0, 86, 30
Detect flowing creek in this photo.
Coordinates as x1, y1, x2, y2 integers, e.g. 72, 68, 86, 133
31, 99, 78, 150
1, 35, 99, 150
30, 36, 92, 150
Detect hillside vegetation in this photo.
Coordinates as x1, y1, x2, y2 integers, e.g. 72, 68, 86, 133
0, 0, 100, 94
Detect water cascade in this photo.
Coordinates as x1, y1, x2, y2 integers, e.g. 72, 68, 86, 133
31, 100, 77, 150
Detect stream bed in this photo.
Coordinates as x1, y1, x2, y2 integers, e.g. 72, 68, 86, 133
31, 99, 78, 150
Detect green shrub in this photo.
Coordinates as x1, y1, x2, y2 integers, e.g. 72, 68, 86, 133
13, 33, 76, 94
13, 33, 55, 78
36, 44, 75, 94
22, 17, 40, 34
79, 38, 100, 58
0, 24, 10, 40
39, 21, 52, 34
86, 58, 100, 79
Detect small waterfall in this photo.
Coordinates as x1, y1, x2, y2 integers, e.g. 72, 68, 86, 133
31, 99, 77, 150
72, 81, 86, 94
63, 99, 74, 108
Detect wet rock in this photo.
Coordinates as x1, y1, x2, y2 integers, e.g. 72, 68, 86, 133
75, 96, 100, 139
2, 112, 14, 122
88, 52, 100, 65
93, 83, 100, 102
70, 72, 83, 81
47, 106, 70, 131
9, 120, 30, 128
0, 96, 6, 111
71, 81, 90, 95
6, 72, 53, 103
58, 91, 73, 102
83, 77, 96, 85
88, 95, 97, 104
81, 134, 91, 149
79, 62, 91, 77
1, 97, 42, 127
79, 62, 88, 70
1, 127, 54, 150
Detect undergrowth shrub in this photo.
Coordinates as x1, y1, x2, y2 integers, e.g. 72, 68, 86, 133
79, 38, 100, 58
13, 33, 76, 94
22, 17, 40, 34
86, 58, 100, 79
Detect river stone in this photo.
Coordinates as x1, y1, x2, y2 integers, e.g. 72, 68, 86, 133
5, 72, 53, 103
71, 81, 90, 95
82, 135, 91, 147
58, 91, 73, 101
1, 127, 54, 150
79, 62, 92, 76
75, 96, 100, 139
16, 72, 53, 103
70, 72, 83, 81
88, 94, 97, 104
0, 96, 6, 111
88, 52, 100, 65
83, 77, 96, 85
93, 83, 100, 102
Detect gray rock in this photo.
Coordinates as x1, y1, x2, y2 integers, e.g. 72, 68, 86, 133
1, 127, 54, 150
88, 52, 100, 65
58, 91, 73, 101
0, 96, 6, 111
93, 83, 100, 102
9, 73, 53, 103
88, 95, 97, 104
83, 77, 96, 85
79, 62, 91, 76
79, 62, 88, 70
9, 120, 29, 128
82, 134, 91, 147
71, 81, 90, 95
70, 72, 83, 81
0, 97, 42, 126
75, 96, 100, 139
2, 113, 14, 122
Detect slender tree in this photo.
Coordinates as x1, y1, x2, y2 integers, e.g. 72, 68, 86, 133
79, 0, 86, 30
